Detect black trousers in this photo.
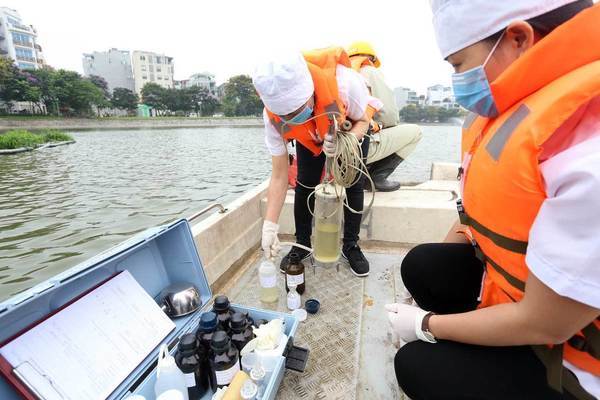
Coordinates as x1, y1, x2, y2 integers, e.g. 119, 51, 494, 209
395, 243, 578, 400
294, 137, 369, 247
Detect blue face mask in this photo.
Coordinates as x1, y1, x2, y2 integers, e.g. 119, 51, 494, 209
282, 103, 313, 125
452, 32, 504, 118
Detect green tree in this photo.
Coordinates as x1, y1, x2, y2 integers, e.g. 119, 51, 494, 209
111, 87, 139, 112
28, 67, 60, 115
141, 82, 167, 114
51, 70, 106, 116
186, 86, 220, 116
399, 105, 420, 122
436, 107, 459, 122
222, 75, 262, 117
87, 75, 110, 99
0, 58, 41, 112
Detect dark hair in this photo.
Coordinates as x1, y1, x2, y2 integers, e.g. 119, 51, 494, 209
484, 0, 593, 45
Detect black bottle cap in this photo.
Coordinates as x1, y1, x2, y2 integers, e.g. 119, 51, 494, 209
210, 330, 231, 352
230, 312, 247, 331
199, 311, 218, 331
213, 295, 230, 312
178, 333, 198, 352
288, 252, 301, 264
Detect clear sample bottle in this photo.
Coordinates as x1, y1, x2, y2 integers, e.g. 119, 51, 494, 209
259, 259, 279, 303
154, 344, 189, 400
287, 284, 301, 311
285, 253, 305, 295
209, 331, 240, 390
313, 183, 344, 264
174, 334, 209, 399
250, 363, 266, 398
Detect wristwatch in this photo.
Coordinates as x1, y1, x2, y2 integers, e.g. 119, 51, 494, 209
419, 312, 437, 343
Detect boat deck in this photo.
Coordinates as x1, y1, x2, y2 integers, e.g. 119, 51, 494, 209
221, 245, 411, 400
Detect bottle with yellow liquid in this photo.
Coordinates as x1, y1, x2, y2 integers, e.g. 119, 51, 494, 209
313, 183, 345, 265
258, 260, 278, 303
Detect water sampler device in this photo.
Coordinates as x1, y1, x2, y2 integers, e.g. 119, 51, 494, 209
312, 118, 366, 267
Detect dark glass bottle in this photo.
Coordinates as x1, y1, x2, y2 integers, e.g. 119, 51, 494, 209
212, 295, 233, 333
196, 311, 218, 351
229, 312, 255, 351
285, 253, 306, 294
241, 311, 255, 329
174, 333, 209, 399
209, 331, 240, 390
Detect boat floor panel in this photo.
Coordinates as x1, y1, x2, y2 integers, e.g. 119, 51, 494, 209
223, 246, 411, 400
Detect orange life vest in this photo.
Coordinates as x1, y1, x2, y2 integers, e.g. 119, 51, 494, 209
459, 3, 600, 390
264, 47, 349, 156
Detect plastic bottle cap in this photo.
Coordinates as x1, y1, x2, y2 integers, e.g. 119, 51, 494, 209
199, 311, 218, 331
213, 295, 230, 311
230, 312, 247, 331
260, 260, 276, 273
292, 308, 307, 322
178, 333, 198, 352
288, 252, 301, 264
210, 330, 231, 351
240, 380, 258, 399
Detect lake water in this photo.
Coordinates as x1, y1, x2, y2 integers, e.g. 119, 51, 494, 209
0, 124, 460, 302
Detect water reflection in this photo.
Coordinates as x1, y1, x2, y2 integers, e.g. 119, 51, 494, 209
0, 125, 459, 302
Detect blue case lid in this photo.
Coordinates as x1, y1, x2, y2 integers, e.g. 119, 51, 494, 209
0, 219, 214, 399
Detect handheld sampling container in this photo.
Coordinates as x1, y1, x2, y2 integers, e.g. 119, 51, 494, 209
312, 117, 347, 266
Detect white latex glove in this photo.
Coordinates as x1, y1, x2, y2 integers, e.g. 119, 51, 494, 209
323, 133, 336, 157
261, 220, 281, 260
385, 303, 433, 345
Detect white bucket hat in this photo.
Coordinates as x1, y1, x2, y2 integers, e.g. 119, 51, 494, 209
429, 0, 580, 58
252, 52, 314, 116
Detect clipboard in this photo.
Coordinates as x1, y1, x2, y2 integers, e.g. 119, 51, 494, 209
0, 273, 118, 400
0, 271, 175, 400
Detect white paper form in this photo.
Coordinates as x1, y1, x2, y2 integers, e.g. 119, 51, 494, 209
1, 270, 175, 400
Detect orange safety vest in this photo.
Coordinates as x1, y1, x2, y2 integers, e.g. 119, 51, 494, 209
264, 47, 349, 156
459, 4, 600, 395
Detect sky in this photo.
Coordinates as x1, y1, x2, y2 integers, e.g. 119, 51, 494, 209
6, 0, 454, 94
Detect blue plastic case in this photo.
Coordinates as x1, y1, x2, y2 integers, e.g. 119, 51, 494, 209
0, 219, 298, 400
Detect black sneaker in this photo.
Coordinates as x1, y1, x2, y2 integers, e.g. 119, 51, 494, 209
279, 246, 312, 273
342, 244, 370, 277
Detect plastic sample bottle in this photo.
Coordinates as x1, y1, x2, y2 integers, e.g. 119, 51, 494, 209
287, 284, 301, 311
229, 312, 255, 351
209, 331, 241, 390
259, 260, 279, 303
285, 253, 305, 295
154, 344, 189, 400
250, 363, 266, 398
212, 295, 233, 333
196, 311, 218, 351
240, 379, 258, 400
313, 183, 344, 264
174, 334, 209, 399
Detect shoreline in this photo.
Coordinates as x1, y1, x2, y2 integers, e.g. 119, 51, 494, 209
0, 117, 263, 131
0, 140, 75, 155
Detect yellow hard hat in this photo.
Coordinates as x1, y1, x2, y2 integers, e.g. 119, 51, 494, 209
347, 41, 381, 67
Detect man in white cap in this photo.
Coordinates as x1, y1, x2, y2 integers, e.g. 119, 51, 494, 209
253, 47, 382, 277
385, 1, 600, 399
